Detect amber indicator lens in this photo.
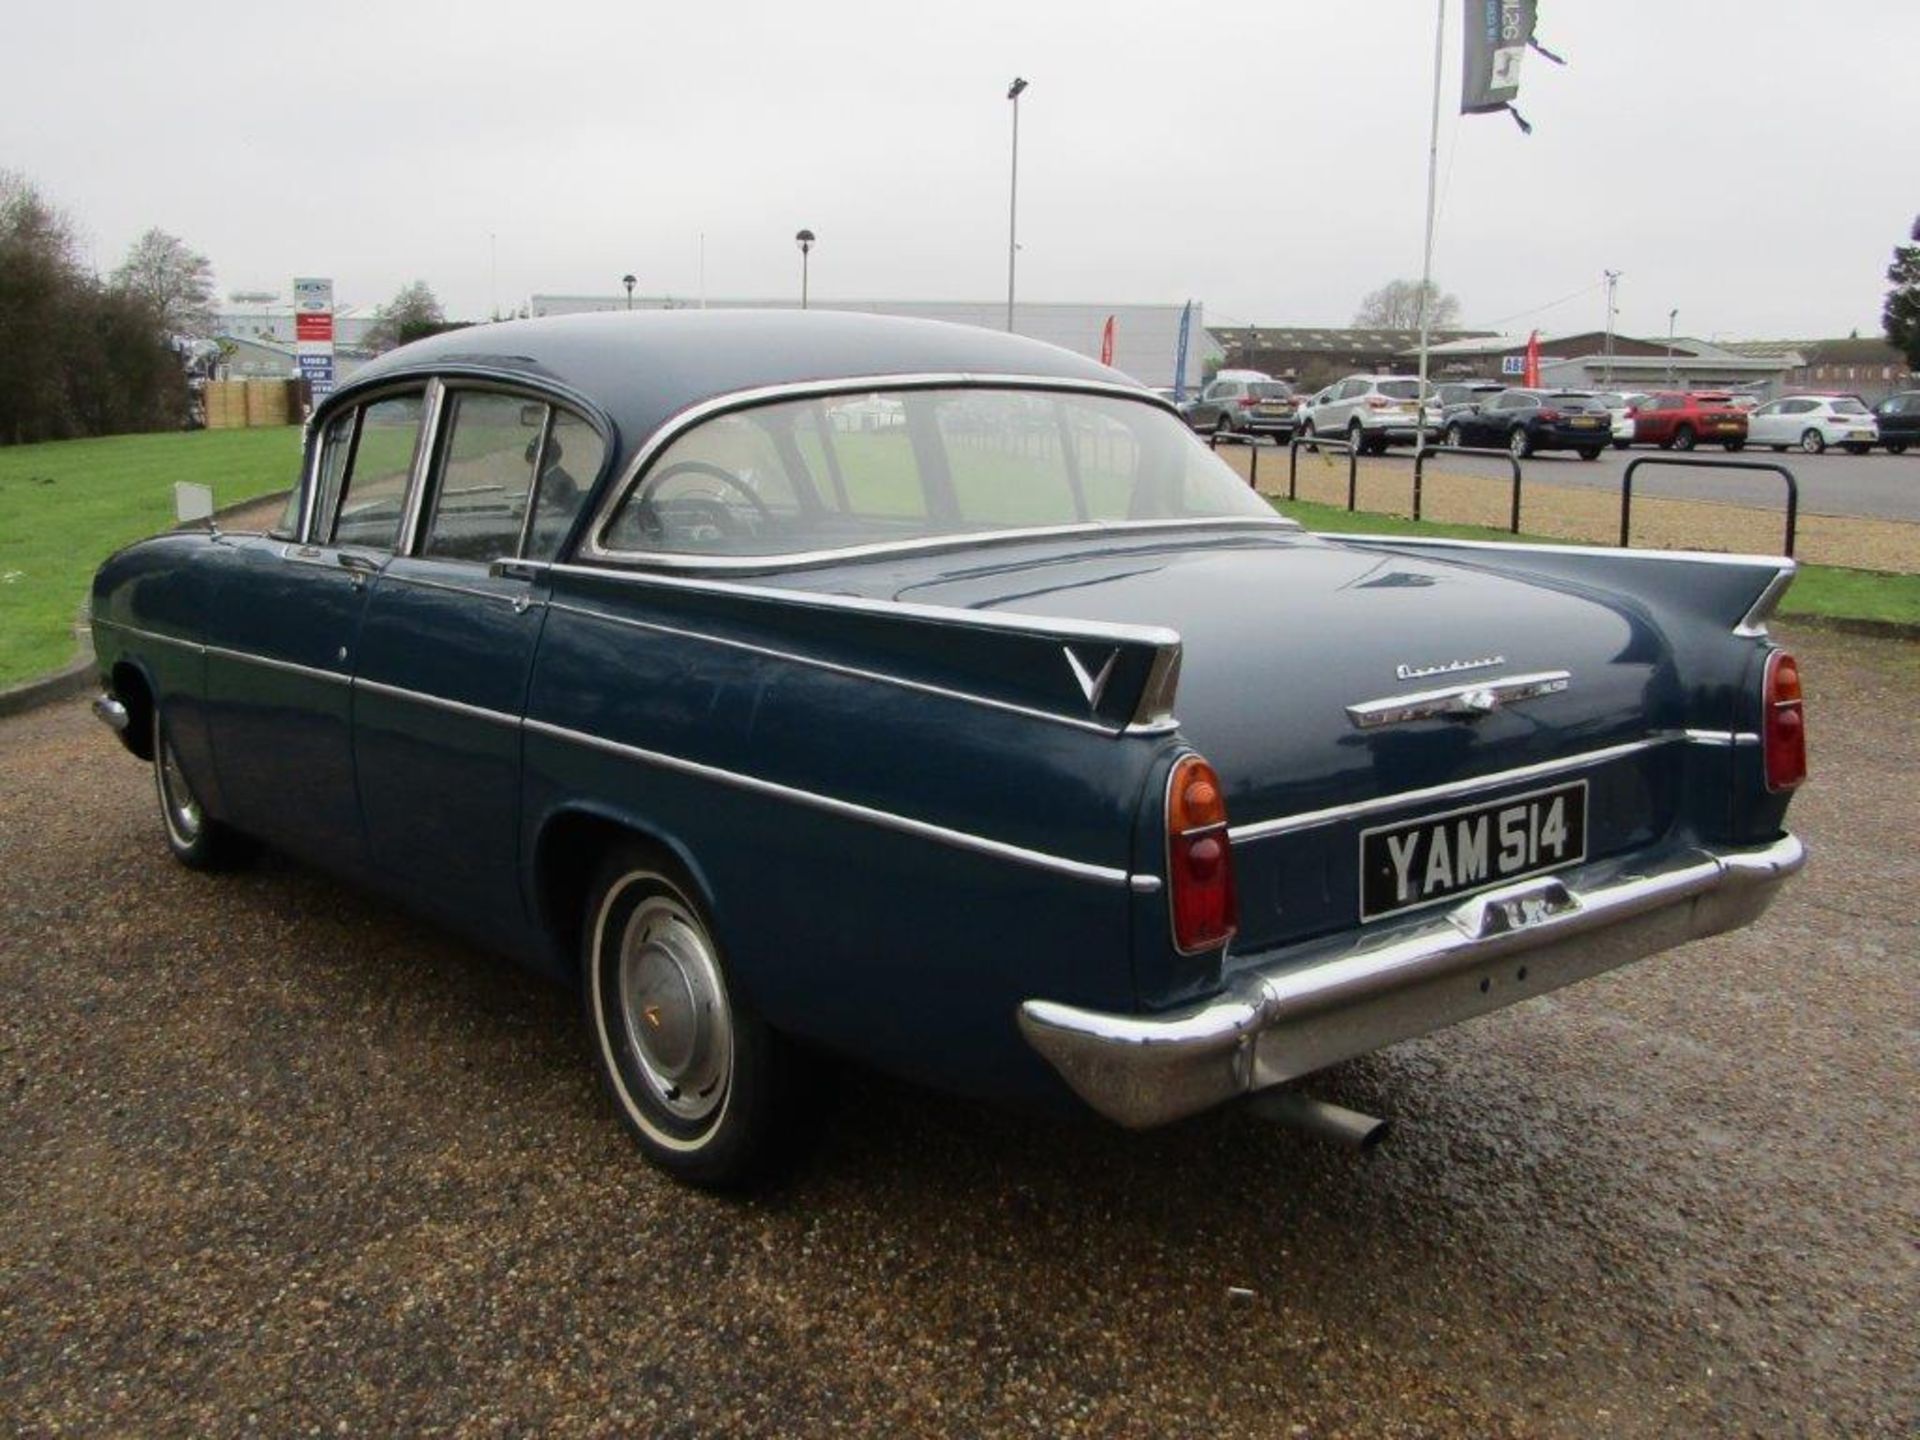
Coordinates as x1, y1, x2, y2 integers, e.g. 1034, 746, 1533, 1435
1167, 755, 1238, 953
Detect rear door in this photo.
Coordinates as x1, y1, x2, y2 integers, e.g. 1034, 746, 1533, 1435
352, 389, 605, 933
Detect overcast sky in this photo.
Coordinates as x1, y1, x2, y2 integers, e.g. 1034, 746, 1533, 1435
8, 1, 1916, 343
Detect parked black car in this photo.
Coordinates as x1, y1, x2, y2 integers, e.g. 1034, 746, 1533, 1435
1872, 390, 1918, 455
1186, 378, 1298, 439
1443, 388, 1611, 459
1433, 381, 1507, 418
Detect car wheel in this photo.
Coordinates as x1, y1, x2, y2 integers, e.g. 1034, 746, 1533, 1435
583, 846, 821, 1189
1671, 426, 1697, 452
1214, 414, 1232, 437
1443, 423, 1464, 448
1611, 439, 1630, 450
1725, 441, 1745, 452
152, 708, 250, 870
1800, 429, 1826, 455
1578, 448, 1602, 461
1346, 420, 1365, 454
1888, 442, 1908, 455
1300, 419, 1316, 441
1507, 426, 1533, 459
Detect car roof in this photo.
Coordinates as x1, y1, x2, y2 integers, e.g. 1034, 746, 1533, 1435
330, 309, 1128, 458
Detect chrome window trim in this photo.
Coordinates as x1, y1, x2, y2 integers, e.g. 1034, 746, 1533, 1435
546, 601, 1143, 737
377, 568, 544, 608
398, 378, 449, 557
578, 371, 1295, 569
521, 717, 1134, 888
1228, 736, 1681, 844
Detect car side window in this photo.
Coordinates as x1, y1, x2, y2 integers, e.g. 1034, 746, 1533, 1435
330, 392, 425, 551
421, 392, 546, 563
526, 409, 605, 561
296, 410, 357, 542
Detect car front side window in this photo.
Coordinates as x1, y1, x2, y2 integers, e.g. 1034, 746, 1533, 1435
330, 392, 426, 551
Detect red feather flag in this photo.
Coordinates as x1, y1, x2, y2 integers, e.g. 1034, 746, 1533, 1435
1524, 329, 1541, 387
1100, 315, 1116, 367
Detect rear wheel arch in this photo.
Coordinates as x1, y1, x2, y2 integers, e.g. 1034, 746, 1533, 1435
532, 806, 716, 982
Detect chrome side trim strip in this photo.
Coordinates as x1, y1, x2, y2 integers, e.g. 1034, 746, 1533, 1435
1681, 728, 1761, 748
522, 716, 1133, 888
1229, 736, 1677, 844
546, 601, 1130, 736
545, 561, 1184, 649
351, 676, 523, 727
1317, 532, 1802, 571
93, 618, 204, 652
203, 643, 349, 686
1345, 670, 1571, 730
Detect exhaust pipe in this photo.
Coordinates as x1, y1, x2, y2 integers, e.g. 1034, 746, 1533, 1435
1248, 1090, 1390, 1151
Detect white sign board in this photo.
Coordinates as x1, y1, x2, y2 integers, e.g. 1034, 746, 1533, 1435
174, 482, 215, 525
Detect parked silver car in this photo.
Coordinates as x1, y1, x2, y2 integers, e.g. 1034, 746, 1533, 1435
1301, 375, 1435, 454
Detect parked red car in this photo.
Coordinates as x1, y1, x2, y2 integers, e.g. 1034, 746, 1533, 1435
1630, 391, 1748, 451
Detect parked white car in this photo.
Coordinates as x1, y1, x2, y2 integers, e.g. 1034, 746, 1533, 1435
1592, 392, 1642, 450
1745, 396, 1880, 455
1300, 375, 1434, 454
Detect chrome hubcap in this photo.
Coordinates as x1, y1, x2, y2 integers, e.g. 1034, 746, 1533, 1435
616, 896, 731, 1124
158, 734, 202, 842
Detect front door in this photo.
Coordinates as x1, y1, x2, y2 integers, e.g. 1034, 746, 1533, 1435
203, 391, 427, 866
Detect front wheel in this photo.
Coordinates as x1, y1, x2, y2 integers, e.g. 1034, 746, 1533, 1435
152, 709, 251, 870
1887, 442, 1909, 455
1443, 423, 1464, 448
584, 847, 822, 1189
1578, 448, 1602, 461
1507, 426, 1533, 459
1670, 426, 1697, 452
1800, 429, 1826, 455
1611, 438, 1630, 450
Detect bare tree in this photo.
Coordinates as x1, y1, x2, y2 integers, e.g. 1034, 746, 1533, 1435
365, 280, 451, 352
111, 228, 215, 338
1352, 279, 1461, 332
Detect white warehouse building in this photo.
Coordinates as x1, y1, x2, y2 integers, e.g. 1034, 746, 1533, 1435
529, 295, 1212, 392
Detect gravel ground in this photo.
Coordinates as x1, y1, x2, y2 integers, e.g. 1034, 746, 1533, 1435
1, 625, 1914, 1438
1220, 447, 1920, 573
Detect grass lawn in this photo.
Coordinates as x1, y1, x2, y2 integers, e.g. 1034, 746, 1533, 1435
1272, 497, 1920, 627
0, 427, 302, 685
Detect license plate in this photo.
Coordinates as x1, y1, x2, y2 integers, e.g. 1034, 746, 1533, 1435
1570, 417, 1598, 428
1359, 781, 1588, 921
1717, 423, 1739, 431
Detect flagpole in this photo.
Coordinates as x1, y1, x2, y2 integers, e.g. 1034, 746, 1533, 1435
1415, 0, 1445, 455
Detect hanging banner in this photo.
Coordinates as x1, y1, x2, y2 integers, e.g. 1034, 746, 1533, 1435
1173, 301, 1193, 402
1462, 0, 1536, 113
1100, 315, 1116, 367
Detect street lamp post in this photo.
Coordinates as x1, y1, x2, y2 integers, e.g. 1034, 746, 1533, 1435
795, 229, 815, 309
1006, 77, 1027, 333
1667, 307, 1678, 385
622, 274, 636, 311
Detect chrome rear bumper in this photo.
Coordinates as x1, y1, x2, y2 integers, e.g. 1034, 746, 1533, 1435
1019, 833, 1804, 1129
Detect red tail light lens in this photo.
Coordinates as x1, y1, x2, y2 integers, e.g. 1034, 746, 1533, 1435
1167, 755, 1238, 953
1237, 396, 1258, 408
1538, 408, 1561, 421
1763, 649, 1806, 792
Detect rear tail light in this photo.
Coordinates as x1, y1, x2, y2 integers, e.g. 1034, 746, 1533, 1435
1538, 408, 1561, 421
1365, 395, 1390, 409
1763, 649, 1806, 792
1237, 396, 1258, 408
1166, 754, 1238, 954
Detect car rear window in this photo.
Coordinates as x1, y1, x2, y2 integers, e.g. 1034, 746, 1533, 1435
1377, 380, 1424, 400
1829, 398, 1870, 415
1693, 394, 1734, 404
1249, 382, 1293, 399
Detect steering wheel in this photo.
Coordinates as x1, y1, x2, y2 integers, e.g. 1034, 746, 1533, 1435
635, 461, 773, 521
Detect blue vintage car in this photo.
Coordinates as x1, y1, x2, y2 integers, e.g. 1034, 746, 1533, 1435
89, 311, 1807, 1186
